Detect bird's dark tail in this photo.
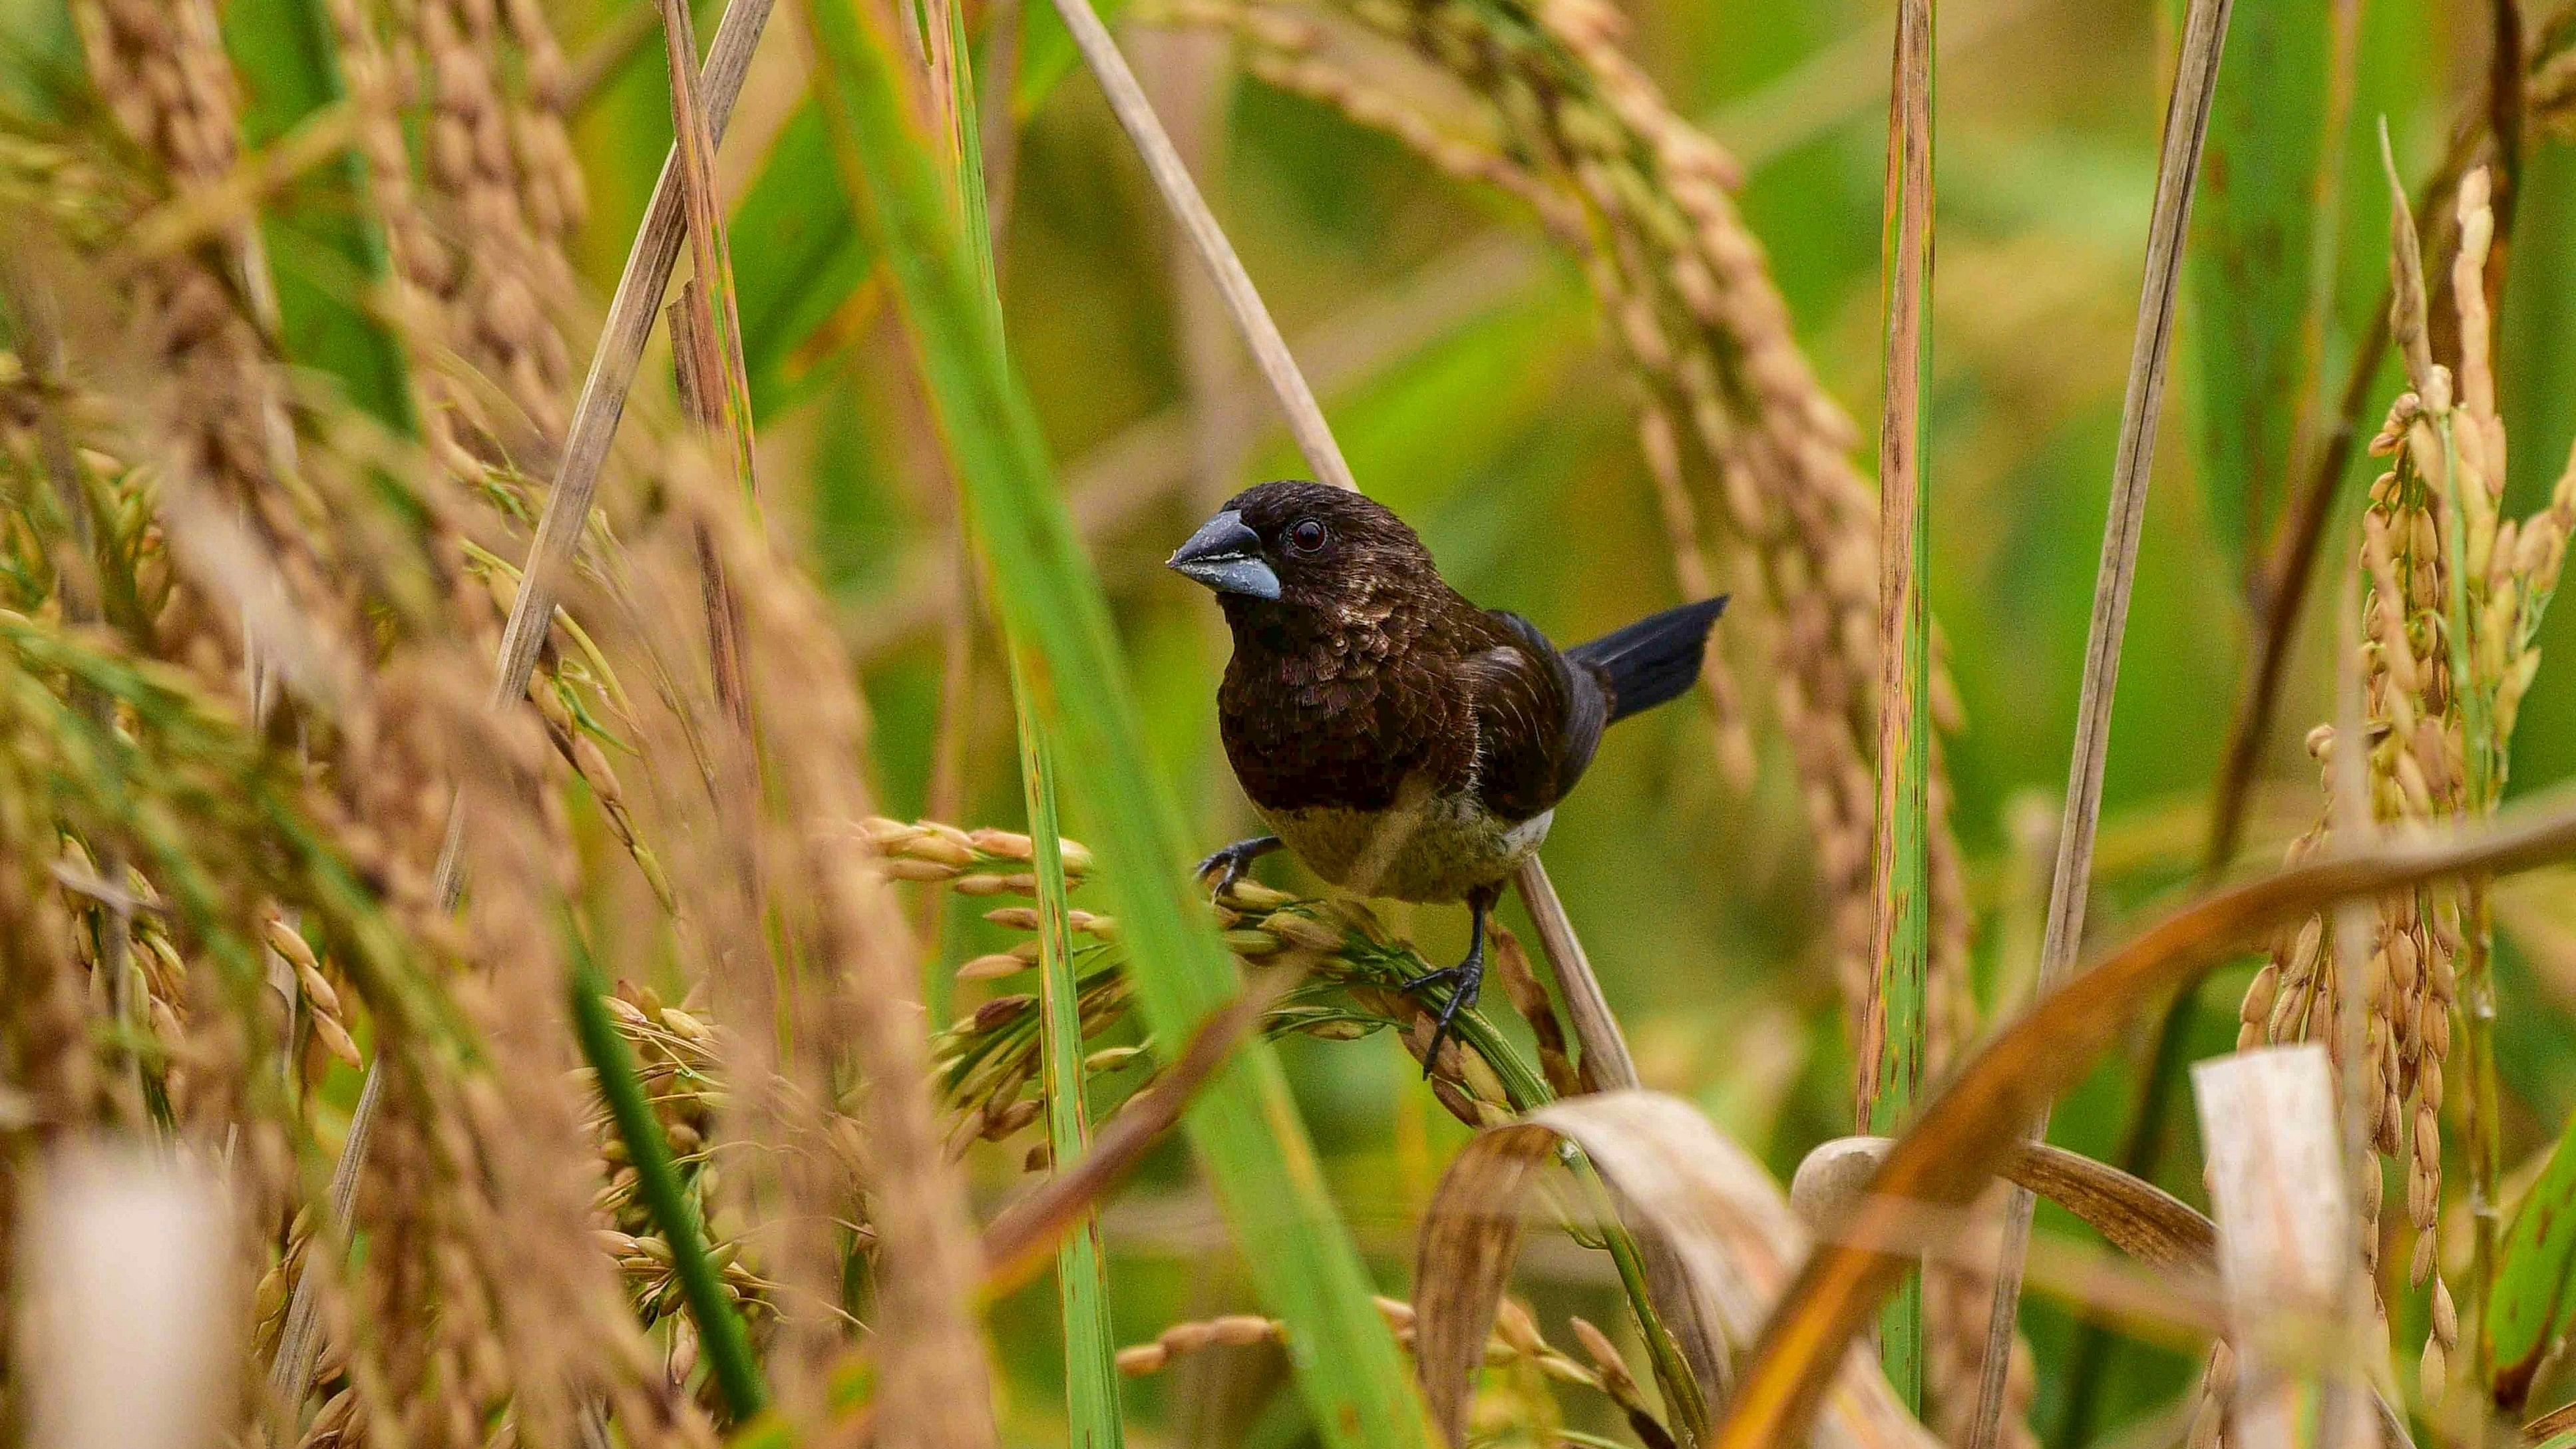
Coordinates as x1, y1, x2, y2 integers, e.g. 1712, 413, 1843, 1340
1567, 596, 1729, 725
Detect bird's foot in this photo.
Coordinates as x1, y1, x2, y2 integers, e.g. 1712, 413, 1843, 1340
1403, 957, 1484, 1079
1193, 835, 1282, 903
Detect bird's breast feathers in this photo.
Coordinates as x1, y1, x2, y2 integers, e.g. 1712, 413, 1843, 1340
1258, 792, 1552, 903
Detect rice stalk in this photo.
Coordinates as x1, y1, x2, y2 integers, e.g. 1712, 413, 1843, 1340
2234, 150, 2575, 1406
2, 260, 139, 1119
580, 978, 777, 1386
5, 1, 1007, 1442
1712, 779, 2576, 1449
393, 0, 585, 452
272, 0, 780, 1409
638, 375, 996, 1438
2102, 20, 2576, 1423
2203, 1, 2576, 883
1859, 0, 1933, 1418
1969, 5, 2233, 1446
655, 0, 763, 509
4, 47, 741, 1449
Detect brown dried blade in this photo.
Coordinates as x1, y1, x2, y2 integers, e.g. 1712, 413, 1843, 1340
1712, 782, 2576, 1449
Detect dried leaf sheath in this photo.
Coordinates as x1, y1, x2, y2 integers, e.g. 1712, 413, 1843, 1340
1860, 0, 1933, 1416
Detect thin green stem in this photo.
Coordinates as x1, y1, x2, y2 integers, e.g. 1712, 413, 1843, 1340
568, 951, 767, 1422
1009, 648, 1127, 1446
935, 0, 1121, 1432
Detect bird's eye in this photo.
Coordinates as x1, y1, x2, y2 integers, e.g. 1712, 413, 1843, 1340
1287, 518, 1328, 554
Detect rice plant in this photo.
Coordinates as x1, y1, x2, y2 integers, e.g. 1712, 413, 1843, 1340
13, 1, 2576, 1448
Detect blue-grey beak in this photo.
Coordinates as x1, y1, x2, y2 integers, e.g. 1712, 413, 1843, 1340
1166, 511, 1282, 600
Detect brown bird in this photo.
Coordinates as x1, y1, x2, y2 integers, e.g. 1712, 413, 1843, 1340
1168, 480, 1727, 1066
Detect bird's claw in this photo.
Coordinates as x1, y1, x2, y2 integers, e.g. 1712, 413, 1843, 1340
1398, 964, 1471, 996
1193, 837, 1277, 903
1405, 963, 1481, 1078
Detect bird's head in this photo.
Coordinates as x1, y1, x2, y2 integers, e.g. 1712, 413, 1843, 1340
1165, 481, 1431, 621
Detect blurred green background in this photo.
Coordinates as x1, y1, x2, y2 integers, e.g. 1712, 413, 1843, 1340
229, 0, 2576, 1437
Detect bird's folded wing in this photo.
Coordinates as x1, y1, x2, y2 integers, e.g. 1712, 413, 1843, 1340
1460, 610, 1608, 820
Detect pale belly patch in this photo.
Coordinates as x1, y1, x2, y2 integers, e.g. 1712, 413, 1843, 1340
1258, 797, 1553, 903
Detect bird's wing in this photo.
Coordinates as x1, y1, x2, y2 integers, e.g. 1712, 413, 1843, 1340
1458, 610, 1610, 821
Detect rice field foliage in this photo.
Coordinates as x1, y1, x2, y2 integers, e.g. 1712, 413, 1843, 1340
17, 0, 2576, 1446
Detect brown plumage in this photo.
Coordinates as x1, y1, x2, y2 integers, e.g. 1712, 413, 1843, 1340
1169, 480, 1726, 1066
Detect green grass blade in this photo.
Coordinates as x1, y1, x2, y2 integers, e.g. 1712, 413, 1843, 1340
942, 0, 996, 294
1009, 652, 1127, 1448
568, 950, 768, 1423
2187, 0, 2332, 592
2487, 1087, 2576, 1406
791, 2, 1425, 1444
938, 4, 1124, 1438
1863, 0, 1933, 1415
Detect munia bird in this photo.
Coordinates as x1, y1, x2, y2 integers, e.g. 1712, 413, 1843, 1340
1168, 480, 1728, 1067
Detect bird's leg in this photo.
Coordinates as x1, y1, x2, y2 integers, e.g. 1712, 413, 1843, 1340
1403, 885, 1495, 1078
1193, 835, 1282, 901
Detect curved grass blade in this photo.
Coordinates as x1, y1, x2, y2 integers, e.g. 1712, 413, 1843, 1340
569, 950, 767, 1422
792, 1, 1425, 1441
1710, 782, 2576, 1449
1788, 1136, 2215, 1271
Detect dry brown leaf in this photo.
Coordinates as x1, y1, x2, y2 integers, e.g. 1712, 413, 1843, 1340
1790, 1136, 2215, 1271
1414, 1090, 1938, 1449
